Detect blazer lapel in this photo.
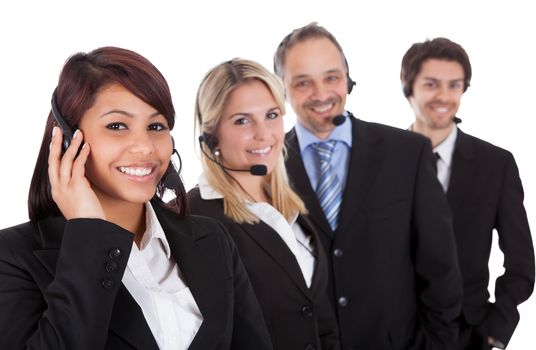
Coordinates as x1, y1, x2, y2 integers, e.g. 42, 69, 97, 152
155, 205, 229, 350
285, 129, 333, 239
108, 286, 160, 350
447, 128, 477, 207
335, 117, 382, 236
238, 219, 311, 297
297, 215, 324, 292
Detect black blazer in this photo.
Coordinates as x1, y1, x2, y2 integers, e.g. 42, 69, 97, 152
188, 188, 340, 350
447, 129, 534, 346
0, 202, 272, 350
285, 115, 463, 350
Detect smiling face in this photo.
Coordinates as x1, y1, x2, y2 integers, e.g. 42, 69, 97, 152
282, 37, 348, 139
409, 59, 465, 131
215, 79, 284, 176
79, 84, 172, 208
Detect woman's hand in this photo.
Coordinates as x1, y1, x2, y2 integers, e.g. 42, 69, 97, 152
48, 127, 105, 220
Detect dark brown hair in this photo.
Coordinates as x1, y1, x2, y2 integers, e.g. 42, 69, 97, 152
400, 37, 472, 97
28, 46, 189, 221
273, 22, 349, 78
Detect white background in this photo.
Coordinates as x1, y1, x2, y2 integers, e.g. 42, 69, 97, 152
0, 1, 534, 348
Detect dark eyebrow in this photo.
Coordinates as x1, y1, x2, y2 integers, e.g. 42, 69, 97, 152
99, 110, 161, 118
423, 77, 464, 83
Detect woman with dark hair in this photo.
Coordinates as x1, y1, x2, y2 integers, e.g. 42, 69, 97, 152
0, 47, 272, 350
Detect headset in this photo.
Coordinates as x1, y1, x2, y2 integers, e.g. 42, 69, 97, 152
344, 56, 356, 94
51, 89, 76, 153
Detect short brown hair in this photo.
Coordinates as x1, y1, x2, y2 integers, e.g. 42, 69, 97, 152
400, 37, 472, 97
273, 22, 349, 78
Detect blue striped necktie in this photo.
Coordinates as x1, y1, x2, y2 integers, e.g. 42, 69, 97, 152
312, 140, 342, 231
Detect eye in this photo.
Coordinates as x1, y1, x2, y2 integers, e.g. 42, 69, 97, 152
450, 81, 464, 90
106, 122, 127, 131
424, 81, 437, 89
326, 75, 339, 82
148, 122, 168, 131
294, 80, 310, 89
266, 111, 280, 119
234, 117, 249, 125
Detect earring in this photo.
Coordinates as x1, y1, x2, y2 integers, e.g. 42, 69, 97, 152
214, 148, 221, 157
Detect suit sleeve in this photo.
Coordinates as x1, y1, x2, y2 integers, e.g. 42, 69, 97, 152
222, 224, 273, 350
0, 219, 133, 350
412, 141, 463, 349
487, 153, 535, 346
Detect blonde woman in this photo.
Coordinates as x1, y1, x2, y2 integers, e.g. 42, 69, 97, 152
188, 58, 339, 350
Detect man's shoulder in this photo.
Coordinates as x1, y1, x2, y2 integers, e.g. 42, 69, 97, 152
458, 130, 514, 162
355, 118, 430, 149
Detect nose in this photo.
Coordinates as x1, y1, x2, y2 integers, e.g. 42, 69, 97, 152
253, 120, 271, 141
310, 81, 331, 102
435, 84, 451, 102
128, 131, 155, 155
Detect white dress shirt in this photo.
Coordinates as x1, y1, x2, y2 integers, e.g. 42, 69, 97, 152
198, 175, 316, 287
122, 202, 203, 350
434, 125, 458, 192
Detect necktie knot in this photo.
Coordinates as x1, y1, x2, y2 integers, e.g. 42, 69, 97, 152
312, 140, 337, 163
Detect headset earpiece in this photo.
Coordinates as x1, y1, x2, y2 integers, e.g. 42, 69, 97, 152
347, 74, 356, 94
402, 84, 412, 98
198, 132, 218, 151
51, 89, 75, 153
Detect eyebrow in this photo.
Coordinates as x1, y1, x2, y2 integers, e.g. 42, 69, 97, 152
227, 106, 281, 119
423, 77, 464, 83
290, 68, 344, 82
99, 110, 162, 118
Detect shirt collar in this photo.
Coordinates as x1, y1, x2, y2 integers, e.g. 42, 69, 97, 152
433, 125, 458, 167
294, 110, 352, 152
138, 202, 172, 259
198, 173, 224, 200
198, 174, 299, 224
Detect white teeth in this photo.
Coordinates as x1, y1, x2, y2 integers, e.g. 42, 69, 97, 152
119, 167, 153, 176
312, 104, 333, 113
433, 106, 449, 113
249, 146, 271, 154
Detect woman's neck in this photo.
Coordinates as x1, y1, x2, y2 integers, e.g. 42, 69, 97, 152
94, 190, 146, 247
231, 171, 269, 203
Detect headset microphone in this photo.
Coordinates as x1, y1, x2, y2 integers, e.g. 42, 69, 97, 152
453, 117, 462, 124
198, 135, 267, 176
332, 114, 346, 126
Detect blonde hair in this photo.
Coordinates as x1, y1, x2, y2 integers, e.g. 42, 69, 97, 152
195, 58, 306, 224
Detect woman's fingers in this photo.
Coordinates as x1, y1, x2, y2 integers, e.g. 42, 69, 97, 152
47, 126, 62, 191
58, 129, 84, 186
71, 142, 90, 181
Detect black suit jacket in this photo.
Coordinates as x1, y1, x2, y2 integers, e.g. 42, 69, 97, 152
0, 202, 272, 350
285, 115, 463, 350
447, 129, 534, 346
188, 188, 340, 350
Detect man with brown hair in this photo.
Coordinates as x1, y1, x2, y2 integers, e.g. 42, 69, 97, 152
401, 37, 534, 349
276, 23, 463, 349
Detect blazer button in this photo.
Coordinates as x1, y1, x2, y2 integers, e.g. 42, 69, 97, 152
102, 278, 114, 289
304, 344, 316, 350
333, 248, 343, 257
301, 305, 313, 318
105, 260, 118, 273
108, 248, 122, 260
338, 296, 348, 307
